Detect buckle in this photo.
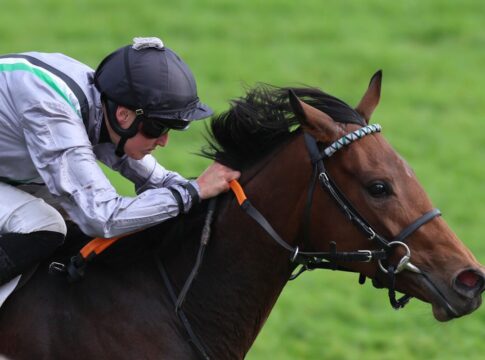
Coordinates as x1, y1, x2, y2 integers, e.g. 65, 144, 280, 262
318, 172, 330, 185
48, 262, 66, 274
367, 228, 376, 240
357, 250, 373, 262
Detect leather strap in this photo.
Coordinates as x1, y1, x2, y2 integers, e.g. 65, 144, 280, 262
156, 257, 211, 360
229, 180, 387, 266
393, 209, 441, 243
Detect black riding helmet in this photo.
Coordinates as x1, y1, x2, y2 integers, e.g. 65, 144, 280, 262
94, 37, 213, 156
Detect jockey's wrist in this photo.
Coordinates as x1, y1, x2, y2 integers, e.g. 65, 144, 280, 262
184, 180, 201, 205
168, 181, 201, 215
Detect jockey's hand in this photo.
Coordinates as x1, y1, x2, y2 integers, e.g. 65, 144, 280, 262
196, 162, 241, 200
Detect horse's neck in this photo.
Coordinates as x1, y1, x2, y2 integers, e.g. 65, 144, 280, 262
178, 135, 311, 358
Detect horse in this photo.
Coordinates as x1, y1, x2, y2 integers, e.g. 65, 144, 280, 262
0, 71, 483, 360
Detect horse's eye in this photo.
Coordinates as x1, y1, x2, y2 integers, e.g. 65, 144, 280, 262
367, 181, 392, 198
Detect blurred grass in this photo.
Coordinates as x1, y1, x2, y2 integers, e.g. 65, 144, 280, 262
1, 0, 484, 359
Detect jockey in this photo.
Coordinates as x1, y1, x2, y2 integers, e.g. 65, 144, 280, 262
0, 37, 240, 286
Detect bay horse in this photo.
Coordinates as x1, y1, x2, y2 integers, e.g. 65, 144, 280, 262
0, 71, 484, 359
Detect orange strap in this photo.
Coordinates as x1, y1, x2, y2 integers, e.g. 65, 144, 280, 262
79, 181, 247, 260
229, 180, 247, 205
80, 233, 131, 259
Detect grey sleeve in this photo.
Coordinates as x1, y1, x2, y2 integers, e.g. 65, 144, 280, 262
22, 102, 197, 238
93, 143, 189, 194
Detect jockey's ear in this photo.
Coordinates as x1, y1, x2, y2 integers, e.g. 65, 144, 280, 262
288, 89, 341, 142
115, 105, 134, 128
355, 70, 382, 124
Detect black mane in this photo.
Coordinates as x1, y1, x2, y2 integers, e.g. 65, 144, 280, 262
202, 85, 365, 169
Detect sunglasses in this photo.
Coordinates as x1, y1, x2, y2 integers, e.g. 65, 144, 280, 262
140, 117, 190, 138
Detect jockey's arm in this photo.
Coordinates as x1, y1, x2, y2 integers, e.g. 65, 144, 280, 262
22, 102, 199, 238
93, 143, 189, 194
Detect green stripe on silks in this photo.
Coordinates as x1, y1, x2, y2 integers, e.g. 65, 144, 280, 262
0, 63, 79, 116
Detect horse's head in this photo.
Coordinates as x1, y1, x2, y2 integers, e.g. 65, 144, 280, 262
289, 71, 484, 321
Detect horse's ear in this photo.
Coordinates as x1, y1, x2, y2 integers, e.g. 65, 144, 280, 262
355, 70, 382, 124
288, 90, 340, 141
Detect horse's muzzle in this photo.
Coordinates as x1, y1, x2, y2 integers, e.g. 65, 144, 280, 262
428, 267, 485, 321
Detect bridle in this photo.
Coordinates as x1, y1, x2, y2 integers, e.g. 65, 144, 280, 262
158, 123, 457, 360
230, 124, 453, 311
299, 124, 450, 310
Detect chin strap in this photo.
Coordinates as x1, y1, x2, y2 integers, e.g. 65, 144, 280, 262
103, 97, 143, 157
115, 136, 129, 157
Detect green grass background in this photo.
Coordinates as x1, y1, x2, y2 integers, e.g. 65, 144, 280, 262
1, 0, 484, 358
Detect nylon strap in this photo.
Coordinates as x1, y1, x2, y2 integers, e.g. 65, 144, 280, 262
79, 234, 131, 259
230, 180, 247, 205
230, 180, 295, 254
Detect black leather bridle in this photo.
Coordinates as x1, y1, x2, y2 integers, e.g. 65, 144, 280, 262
159, 124, 457, 360
300, 125, 443, 308
230, 125, 447, 309
231, 124, 459, 318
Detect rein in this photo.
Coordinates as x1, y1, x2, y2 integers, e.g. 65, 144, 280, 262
229, 180, 388, 274
156, 199, 218, 360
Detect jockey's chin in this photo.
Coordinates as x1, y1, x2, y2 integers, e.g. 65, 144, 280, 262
125, 148, 155, 160
122, 132, 167, 160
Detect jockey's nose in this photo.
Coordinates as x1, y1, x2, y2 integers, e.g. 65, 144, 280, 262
453, 268, 485, 299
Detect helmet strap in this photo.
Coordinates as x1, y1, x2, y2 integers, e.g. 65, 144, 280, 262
103, 97, 143, 157
115, 136, 129, 157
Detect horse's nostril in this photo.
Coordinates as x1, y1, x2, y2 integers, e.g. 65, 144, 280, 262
457, 270, 481, 288
454, 269, 485, 298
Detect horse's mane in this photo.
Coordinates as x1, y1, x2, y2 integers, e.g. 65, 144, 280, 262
202, 85, 365, 169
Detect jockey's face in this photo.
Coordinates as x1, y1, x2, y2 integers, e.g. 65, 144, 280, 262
124, 124, 169, 160
108, 106, 169, 160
